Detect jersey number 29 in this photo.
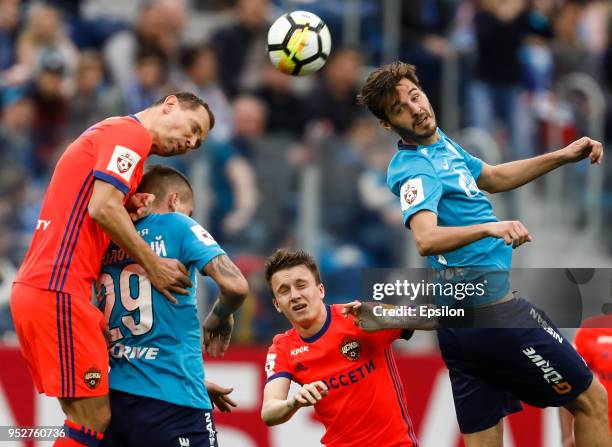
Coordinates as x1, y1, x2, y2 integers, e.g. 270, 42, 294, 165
98, 264, 154, 342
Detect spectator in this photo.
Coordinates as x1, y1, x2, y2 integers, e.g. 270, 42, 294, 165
206, 139, 259, 250
0, 100, 37, 271
231, 94, 268, 158
0, 0, 22, 75
14, 2, 78, 84
179, 45, 234, 142
50, 0, 126, 50
399, 0, 457, 116
306, 48, 363, 136
66, 50, 122, 138
119, 48, 172, 115
229, 95, 297, 252
104, 0, 187, 88
316, 117, 379, 262
468, 0, 532, 159
254, 64, 309, 137
551, 0, 596, 80
28, 49, 70, 179
520, 0, 555, 93
0, 87, 35, 179
211, 0, 271, 98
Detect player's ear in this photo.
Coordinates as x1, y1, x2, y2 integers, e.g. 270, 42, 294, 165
272, 297, 281, 313
162, 95, 178, 114
168, 192, 179, 212
319, 283, 325, 299
379, 119, 392, 131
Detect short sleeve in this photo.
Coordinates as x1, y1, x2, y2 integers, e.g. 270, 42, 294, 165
92, 119, 151, 195
265, 338, 292, 383
178, 215, 226, 273
387, 154, 442, 228
459, 147, 484, 181
574, 328, 594, 367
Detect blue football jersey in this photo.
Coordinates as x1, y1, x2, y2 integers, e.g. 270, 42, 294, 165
387, 129, 512, 305
95, 213, 226, 409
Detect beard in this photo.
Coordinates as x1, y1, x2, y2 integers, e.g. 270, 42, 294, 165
392, 106, 437, 144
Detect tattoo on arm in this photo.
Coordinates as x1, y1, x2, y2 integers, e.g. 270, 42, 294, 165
210, 255, 243, 279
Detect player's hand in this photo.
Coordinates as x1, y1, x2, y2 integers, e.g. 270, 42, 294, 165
342, 300, 362, 319
560, 137, 604, 165
126, 193, 155, 221
146, 257, 192, 304
205, 380, 237, 413
345, 301, 438, 331
485, 221, 532, 249
290, 381, 328, 408
203, 311, 234, 358
344, 301, 387, 331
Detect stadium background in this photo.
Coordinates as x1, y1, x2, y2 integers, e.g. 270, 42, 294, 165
0, 0, 610, 445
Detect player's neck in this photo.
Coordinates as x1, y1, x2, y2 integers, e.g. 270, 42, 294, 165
294, 305, 328, 339
133, 109, 162, 154
401, 128, 439, 147
133, 110, 152, 131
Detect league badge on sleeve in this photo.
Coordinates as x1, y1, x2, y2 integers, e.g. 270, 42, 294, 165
190, 225, 217, 246
400, 178, 424, 211
117, 153, 134, 173
265, 353, 277, 378
107, 145, 141, 182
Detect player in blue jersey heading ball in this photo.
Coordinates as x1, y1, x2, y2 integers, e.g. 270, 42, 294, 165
96, 165, 249, 447
353, 62, 610, 447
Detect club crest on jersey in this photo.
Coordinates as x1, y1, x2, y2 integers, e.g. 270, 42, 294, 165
84, 367, 102, 389
340, 336, 361, 362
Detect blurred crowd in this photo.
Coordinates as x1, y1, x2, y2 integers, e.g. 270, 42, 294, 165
0, 0, 610, 342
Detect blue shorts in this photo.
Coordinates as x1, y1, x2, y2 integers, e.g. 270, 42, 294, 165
101, 390, 219, 447
437, 297, 593, 434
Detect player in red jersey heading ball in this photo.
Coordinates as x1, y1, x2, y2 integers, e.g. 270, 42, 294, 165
10, 93, 215, 447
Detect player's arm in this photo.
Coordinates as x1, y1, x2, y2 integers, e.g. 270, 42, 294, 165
559, 407, 576, 447
410, 210, 532, 255
88, 180, 191, 303
204, 254, 249, 315
477, 137, 603, 193
202, 254, 249, 357
261, 378, 328, 426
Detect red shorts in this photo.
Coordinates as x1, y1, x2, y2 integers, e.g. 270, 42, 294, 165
10, 282, 109, 398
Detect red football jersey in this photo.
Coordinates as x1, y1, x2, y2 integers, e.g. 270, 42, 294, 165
574, 315, 612, 432
265, 304, 418, 447
15, 116, 151, 299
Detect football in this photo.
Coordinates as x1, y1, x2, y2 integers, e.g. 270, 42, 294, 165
266, 10, 332, 76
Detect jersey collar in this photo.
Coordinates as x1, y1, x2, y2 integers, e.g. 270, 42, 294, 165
300, 304, 331, 343
397, 140, 418, 151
